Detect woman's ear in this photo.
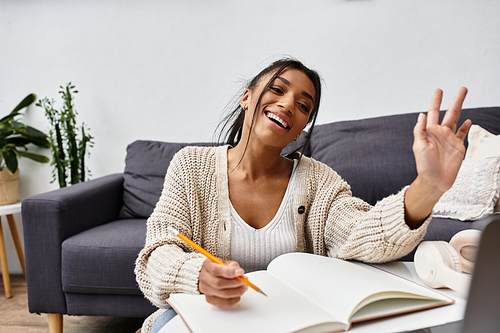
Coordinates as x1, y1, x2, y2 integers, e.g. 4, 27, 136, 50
240, 89, 250, 110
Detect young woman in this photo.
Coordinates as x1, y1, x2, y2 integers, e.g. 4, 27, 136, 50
135, 58, 471, 332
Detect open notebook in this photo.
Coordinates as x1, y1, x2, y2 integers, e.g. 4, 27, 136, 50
167, 253, 453, 333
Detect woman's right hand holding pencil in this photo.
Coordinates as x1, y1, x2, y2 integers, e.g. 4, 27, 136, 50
198, 259, 249, 306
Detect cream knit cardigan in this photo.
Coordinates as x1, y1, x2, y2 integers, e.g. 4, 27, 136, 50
135, 145, 430, 332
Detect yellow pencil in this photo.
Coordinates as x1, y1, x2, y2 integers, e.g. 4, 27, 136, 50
168, 226, 267, 296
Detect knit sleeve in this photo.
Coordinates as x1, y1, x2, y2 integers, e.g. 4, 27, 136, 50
135, 148, 206, 308
310, 161, 429, 263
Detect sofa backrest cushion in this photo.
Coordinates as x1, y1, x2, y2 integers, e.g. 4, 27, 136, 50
120, 107, 500, 217
119, 140, 300, 219
307, 107, 500, 205
119, 141, 212, 219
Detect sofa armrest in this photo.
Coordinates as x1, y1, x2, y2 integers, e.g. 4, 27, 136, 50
21, 173, 124, 314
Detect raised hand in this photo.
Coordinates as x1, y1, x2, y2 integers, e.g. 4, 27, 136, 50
412, 87, 471, 194
404, 87, 472, 228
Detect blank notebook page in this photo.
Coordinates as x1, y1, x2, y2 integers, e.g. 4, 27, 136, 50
267, 253, 450, 320
169, 270, 347, 333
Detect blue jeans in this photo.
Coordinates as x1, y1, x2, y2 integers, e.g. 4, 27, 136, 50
150, 308, 178, 333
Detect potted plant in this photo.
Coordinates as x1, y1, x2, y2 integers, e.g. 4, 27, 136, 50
37, 83, 93, 188
0, 94, 50, 205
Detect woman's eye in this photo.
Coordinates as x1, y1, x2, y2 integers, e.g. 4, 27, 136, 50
270, 86, 283, 94
299, 103, 310, 113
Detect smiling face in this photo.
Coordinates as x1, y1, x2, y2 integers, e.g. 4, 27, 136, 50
239, 68, 316, 150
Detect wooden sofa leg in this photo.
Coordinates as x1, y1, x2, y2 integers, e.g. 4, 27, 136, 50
47, 313, 63, 333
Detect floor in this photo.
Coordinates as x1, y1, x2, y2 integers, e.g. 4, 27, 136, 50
0, 275, 144, 333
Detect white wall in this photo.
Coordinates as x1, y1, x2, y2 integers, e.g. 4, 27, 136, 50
1, 0, 499, 273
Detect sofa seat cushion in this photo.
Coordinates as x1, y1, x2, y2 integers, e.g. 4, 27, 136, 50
62, 219, 146, 295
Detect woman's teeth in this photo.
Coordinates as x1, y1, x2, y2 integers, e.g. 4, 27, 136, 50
266, 112, 289, 129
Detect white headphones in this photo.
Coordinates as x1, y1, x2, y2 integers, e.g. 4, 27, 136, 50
414, 229, 481, 294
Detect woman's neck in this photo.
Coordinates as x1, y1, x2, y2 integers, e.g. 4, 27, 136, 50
228, 139, 291, 180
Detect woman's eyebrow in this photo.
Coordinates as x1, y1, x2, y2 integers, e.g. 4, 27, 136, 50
276, 76, 314, 103
276, 76, 291, 86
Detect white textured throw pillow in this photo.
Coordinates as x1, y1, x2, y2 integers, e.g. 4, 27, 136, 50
465, 125, 500, 212
465, 125, 500, 160
432, 156, 500, 221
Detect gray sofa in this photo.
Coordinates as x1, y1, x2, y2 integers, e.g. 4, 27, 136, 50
22, 107, 500, 326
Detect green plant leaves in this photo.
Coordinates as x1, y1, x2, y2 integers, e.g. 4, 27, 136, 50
38, 83, 93, 187
18, 151, 50, 163
2, 149, 18, 175
11, 94, 37, 114
0, 93, 50, 173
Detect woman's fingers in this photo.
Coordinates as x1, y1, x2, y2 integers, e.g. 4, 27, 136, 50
413, 113, 427, 141
425, 87, 469, 136
199, 279, 248, 298
204, 260, 244, 279
427, 88, 443, 127
441, 86, 468, 133
200, 260, 246, 289
198, 259, 248, 307
456, 119, 472, 142
204, 295, 242, 307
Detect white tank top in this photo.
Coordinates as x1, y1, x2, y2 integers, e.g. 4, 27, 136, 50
230, 160, 298, 272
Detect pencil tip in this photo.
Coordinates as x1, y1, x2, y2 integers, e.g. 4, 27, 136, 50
259, 290, 267, 297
